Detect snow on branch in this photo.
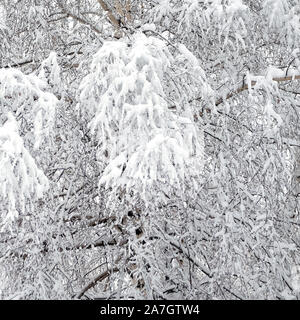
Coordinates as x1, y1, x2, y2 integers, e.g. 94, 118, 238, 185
0, 114, 49, 230
216, 72, 300, 106
80, 33, 207, 201
0, 67, 57, 149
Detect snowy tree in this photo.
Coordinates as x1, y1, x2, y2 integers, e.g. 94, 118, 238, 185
79, 33, 209, 202
0, 0, 299, 300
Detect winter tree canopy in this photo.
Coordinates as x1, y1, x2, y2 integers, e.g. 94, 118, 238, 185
0, 0, 299, 300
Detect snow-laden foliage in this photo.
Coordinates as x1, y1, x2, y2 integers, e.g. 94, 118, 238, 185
0, 0, 299, 300
0, 67, 57, 149
80, 34, 207, 200
0, 114, 48, 230
38, 52, 62, 96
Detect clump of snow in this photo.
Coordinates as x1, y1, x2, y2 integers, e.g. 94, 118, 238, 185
80, 33, 207, 200
226, 0, 248, 15
0, 68, 57, 149
38, 52, 61, 95
0, 114, 49, 230
141, 23, 156, 32
265, 66, 285, 80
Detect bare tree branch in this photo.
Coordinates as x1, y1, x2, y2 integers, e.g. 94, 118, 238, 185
97, 0, 121, 29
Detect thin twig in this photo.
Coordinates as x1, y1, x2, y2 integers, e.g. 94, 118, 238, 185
77, 268, 119, 299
